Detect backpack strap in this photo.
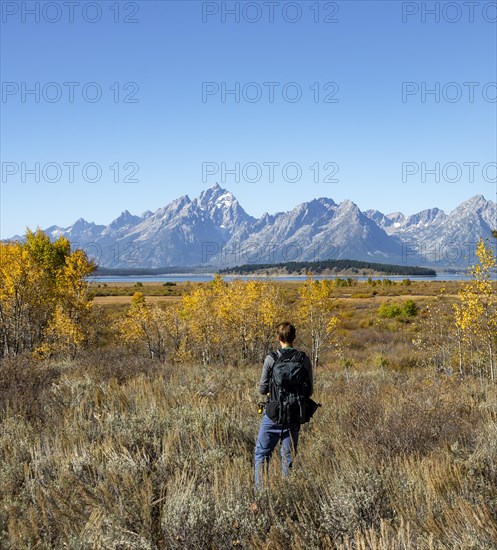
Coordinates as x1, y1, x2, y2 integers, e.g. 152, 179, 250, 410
268, 350, 281, 376
268, 350, 279, 394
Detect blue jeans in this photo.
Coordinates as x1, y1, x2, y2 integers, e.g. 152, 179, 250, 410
254, 414, 300, 488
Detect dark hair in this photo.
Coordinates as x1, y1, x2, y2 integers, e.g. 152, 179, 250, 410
278, 322, 296, 344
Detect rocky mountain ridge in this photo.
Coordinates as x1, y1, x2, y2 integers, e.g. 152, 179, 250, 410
9, 185, 497, 269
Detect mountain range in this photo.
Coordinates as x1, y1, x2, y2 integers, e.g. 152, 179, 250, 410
9, 184, 497, 269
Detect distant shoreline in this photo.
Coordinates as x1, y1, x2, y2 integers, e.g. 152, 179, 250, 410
95, 263, 439, 279
216, 268, 436, 278
91, 271, 469, 279
89, 274, 482, 284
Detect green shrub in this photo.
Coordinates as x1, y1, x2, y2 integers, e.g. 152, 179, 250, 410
378, 302, 403, 318
403, 299, 418, 317
378, 300, 418, 319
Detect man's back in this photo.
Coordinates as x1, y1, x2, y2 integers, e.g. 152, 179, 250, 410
258, 347, 313, 397
261, 347, 313, 426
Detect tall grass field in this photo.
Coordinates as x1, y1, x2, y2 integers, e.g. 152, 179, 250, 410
2, 274, 497, 549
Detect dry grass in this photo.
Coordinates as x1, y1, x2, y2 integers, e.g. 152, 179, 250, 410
91, 280, 452, 318
2, 280, 497, 548
88, 281, 188, 299
1, 347, 497, 549
93, 296, 180, 306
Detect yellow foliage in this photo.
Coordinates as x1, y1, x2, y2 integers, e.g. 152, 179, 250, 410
0, 228, 96, 358
131, 291, 146, 307
453, 238, 497, 380
157, 276, 285, 365
298, 274, 339, 366
115, 275, 341, 366
117, 295, 183, 361
36, 305, 85, 358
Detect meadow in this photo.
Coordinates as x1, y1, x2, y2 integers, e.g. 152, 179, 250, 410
2, 277, 497, 549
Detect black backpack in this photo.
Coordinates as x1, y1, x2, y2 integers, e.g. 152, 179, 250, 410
266, 349, 317, 426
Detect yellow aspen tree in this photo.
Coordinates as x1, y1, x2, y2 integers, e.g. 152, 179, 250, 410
0, 228, 95, 357
213, 278, 242, 363
252, 280, 285, 361
453, 238, 497, 380
222, 279, 264, 363
162, 301, 190, 362
117, 292, 171, 360
36, 246, 96, 358
179, 277, 285, 365
180, 277, 227, 365
37, 305, 85, 359
213, 279, 285, 364
298, 274, 340, 368
0, 241, 41, 355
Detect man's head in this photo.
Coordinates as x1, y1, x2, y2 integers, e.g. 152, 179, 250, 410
277, 322, 296, 346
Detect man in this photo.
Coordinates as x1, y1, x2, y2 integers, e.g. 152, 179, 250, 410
254, 322, 313, 488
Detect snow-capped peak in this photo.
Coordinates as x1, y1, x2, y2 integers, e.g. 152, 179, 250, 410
215, 191, 235, 208
195, 183, 235, 211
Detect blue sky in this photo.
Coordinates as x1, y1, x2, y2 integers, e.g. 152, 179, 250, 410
1, 0, 496, 237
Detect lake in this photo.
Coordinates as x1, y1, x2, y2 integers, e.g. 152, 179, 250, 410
90, 273, 480, 283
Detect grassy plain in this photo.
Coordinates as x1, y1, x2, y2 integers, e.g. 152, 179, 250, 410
89, 279, 461, 306
2, 279, 497, 548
